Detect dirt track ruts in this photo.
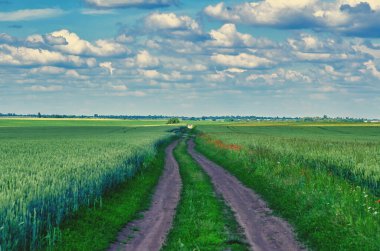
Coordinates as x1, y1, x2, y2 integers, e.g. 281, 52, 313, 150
108, 140, 181, 251
188, 139, 305, 251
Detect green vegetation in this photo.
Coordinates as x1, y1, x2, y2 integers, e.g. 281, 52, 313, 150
200, 125, 380, 194
0, 118, 169, 127
163, 140, 247, 251
0, 122, 172, 250
195, 125, 380, 250
167, 117, 180, 124
52, 140, 170, 251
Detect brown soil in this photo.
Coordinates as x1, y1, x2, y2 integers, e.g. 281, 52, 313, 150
108, 140, 181, 251
188, 139, 305, 251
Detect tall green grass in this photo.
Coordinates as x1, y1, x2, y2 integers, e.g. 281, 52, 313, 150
0, 125, 171, 250
199, 125, 380, 194
195, 125, 380, 250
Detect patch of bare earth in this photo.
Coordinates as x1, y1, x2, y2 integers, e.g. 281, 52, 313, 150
188, 139, 305, 251
108, 140, 181, 251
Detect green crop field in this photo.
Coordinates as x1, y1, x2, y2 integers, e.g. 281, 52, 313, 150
195, 123, 380, 250
0, 119, 173, 250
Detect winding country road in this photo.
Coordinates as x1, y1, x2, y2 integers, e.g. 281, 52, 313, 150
188, 139, 305, 251
108, 140, 181, 251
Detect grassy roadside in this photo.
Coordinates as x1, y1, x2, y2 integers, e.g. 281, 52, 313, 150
195, 135, 380, 251
49, 139, 173, 251
163, 139, 248, 251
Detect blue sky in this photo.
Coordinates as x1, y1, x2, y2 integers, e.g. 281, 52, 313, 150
0, 0, 379, 118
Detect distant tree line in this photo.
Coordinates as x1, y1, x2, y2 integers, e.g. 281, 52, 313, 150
0, 112, 375, 122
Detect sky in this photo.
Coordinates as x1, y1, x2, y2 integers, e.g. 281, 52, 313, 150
0, 0, 379, 118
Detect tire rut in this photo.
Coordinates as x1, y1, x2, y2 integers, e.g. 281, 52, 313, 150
187, 139, 305, 251
108, 140, 181, 251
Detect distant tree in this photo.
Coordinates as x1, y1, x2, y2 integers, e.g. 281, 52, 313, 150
38, 112, 41, 118
167, 117, 180, 124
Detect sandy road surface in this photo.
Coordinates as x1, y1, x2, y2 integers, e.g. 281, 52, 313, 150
188, 139, 305, 251
109, 140, 181, 251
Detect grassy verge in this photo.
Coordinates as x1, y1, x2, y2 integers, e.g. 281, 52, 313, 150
195, 135, 380, 251
163, 139, 248, 251
49, 139, 172, 251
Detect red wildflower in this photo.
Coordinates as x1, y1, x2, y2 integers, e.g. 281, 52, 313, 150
376, 199, 380, 203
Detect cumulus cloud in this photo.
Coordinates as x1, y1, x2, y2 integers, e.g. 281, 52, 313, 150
0, 44, 96, 67
139, 69, 192, 81
85, 0, 177, 8
30, 66, 88, 79
207, 24, 255, 47
144, 12, 203, 38
204, 1, 380, 37
211, 53, 274, 69
0, 9, 64, 21
353, 43, 380, 58
364, 60, 380, 79
25, 85, 63, 92
0, 33, 15, 43
110, 84, 128, 91
246, 68, 312, 84
125, 50, 159, 69
100, 62, 115, 75
48, 30, 129, 57
294, 51, 349, 62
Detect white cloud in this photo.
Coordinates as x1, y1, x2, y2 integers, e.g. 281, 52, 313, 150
85, 0, 176, 8
0, 44, 96, 67
181, 64, 207, 72
116, 34, 134, 43
25, 85, 63, 92
110, 84, 128, 91
65, 69, 87, 79
144, 12, 202, 37
30, 66, 65, 75
139, 69, 192, 81
225, 68, 246, 73
246, 68, 312, 84
30, 66, 87, 79
204, 1, 317, 27
80, 9, 114, 15
125, 50, 159, 69
364, 60, 380, 79
100, 62, 115, 75
353, 44, 380, 59
49, 30, 129, 57
211, 53, 274, 69
204, 1, 380, 37
208, 24, 255, 47
0, 9, 64, 21
294, 51, 348, 61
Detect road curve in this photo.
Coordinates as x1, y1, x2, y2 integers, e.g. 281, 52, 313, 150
188, 139, 305, 251
108, 140, 181, 251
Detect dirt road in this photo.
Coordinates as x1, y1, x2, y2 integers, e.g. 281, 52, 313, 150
108, 140, 181, 251
188, 139, 305, 251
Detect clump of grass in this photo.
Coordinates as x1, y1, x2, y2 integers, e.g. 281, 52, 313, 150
163, 140, 248, 251
195, 132, 380, 251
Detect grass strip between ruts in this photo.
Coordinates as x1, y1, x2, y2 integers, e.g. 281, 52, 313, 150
163, 139, 248, 251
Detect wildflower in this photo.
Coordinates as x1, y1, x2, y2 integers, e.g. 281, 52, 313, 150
376, 199, 380, 203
